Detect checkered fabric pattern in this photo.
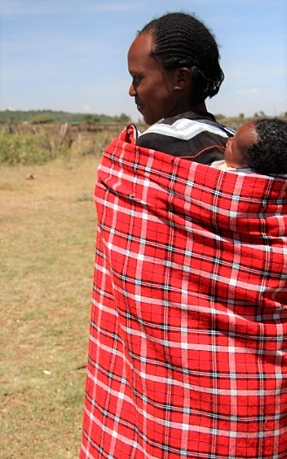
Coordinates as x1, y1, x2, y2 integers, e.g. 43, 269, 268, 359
80, 127, 287, 459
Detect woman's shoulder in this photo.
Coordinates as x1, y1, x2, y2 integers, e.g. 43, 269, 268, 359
136, 112, 233, 163
138, 111, 235, 141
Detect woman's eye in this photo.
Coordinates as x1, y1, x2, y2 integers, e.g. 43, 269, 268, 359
132, 76, 141, 87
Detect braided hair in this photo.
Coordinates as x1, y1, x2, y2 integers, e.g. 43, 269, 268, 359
247, 118, 287, 175
139, 12, 224, 104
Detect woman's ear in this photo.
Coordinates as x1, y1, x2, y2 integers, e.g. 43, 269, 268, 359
174, 67, 191, 90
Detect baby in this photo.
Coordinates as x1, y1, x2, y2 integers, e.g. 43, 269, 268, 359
211, 118, 287, 176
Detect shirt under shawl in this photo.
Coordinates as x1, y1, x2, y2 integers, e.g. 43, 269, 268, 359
80, 126, 287, 459
136, 111, 235, 164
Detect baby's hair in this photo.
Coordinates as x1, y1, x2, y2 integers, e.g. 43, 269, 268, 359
139, 12, 224, 104
247, 118, 287, 175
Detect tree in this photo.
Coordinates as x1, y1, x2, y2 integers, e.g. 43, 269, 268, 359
114, 113, 131, 123
29, 114, 55, 124
83, 114, 100, 124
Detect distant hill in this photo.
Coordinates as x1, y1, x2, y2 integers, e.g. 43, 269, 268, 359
0, 109, 131, 124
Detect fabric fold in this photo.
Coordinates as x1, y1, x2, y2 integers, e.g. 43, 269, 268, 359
81, 128, 287, 459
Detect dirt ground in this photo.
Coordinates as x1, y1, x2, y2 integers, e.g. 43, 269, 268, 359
0, 155, 99, 458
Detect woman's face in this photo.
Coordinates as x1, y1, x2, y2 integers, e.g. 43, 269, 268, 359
224, 122, 257, 168
127, 32, 185, 125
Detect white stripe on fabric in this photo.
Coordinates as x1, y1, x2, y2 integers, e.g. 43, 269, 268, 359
140, 118, 229, 141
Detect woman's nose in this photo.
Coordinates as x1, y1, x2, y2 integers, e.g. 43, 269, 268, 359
129, 83, 136, 97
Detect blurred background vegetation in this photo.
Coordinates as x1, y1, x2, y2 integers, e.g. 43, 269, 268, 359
0, 110, 133, 165
0, 109, 131, 125
1, 109, 286, 166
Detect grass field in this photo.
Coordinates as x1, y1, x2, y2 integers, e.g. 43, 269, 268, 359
0, 154, 100, 458
2, 115, 286, 457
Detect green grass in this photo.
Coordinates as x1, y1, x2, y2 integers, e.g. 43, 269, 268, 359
0, 130, 56, 164
0, 124, 121, 165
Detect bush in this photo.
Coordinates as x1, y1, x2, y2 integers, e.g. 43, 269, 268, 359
83, 114, 100, 124
0, 130, 56, 165
29, 114, 55, 124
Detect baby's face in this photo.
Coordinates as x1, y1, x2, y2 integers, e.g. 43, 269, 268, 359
225, 121, 258, 169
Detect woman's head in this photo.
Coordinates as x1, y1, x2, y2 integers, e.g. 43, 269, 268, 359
141, 12, 224, 101
127, 11, 224, 125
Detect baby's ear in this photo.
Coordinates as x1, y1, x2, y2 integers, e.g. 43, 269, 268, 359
174, 67, 191, 90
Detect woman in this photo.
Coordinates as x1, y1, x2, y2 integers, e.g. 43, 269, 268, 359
128, 12, 234, 162
80, 11, 287, 459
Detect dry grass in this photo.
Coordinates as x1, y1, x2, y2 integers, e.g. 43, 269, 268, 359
0, 154, 100, 458
5, 116, 285, 457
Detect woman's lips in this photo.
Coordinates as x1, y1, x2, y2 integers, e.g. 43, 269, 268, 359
136, 100, 143, 111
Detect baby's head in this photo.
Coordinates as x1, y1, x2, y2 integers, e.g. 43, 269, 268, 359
225, 118, 287, 175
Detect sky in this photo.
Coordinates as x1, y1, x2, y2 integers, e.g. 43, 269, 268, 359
0, 0, 286, 121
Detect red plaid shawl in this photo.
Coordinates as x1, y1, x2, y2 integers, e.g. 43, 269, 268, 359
80, 127, 287, 459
